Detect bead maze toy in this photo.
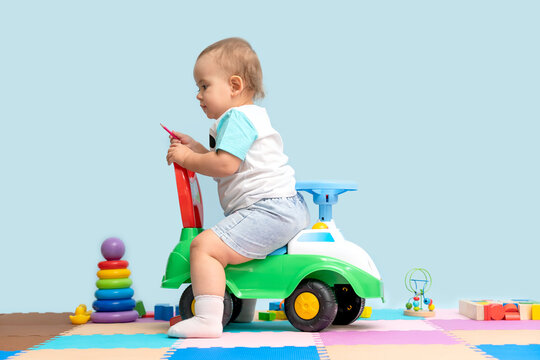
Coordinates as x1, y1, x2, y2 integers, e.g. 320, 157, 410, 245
161, 159, 384, 332
404, 267, 436, 317
91, 237, 138, 323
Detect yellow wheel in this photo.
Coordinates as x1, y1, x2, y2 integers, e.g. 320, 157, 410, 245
285, 279, 337, 332
294, 292, 320, 320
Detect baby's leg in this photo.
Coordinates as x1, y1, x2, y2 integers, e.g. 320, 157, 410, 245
167, 229, 252, 338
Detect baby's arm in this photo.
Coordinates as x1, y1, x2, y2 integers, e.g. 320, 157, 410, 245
167, 142, 241, 178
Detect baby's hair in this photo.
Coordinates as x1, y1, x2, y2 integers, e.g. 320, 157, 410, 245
198, 37, 265, 100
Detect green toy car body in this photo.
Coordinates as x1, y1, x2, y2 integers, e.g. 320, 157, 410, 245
161, 166, 383, 331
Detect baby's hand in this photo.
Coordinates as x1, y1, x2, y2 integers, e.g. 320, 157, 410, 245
167, 142, 192, 166
170, 131, 195, 149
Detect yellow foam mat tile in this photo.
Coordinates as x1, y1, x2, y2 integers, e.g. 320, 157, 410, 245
450, 330, 540, 345
10, 348, 170, 360
63, 322, 169, 335
325, 344, 491, 360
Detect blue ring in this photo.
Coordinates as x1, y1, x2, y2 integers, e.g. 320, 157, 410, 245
93, 299, 136, 312
95, 288, 134, 300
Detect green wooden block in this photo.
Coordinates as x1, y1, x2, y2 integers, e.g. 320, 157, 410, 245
134, 300, 146, 317
258, 311, 276, 321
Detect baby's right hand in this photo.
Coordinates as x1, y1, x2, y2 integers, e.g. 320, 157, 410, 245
170, 131, 195, 149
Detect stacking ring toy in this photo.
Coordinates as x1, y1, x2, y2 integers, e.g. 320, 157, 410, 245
95, 288, 134, 300
97, 268, 131, 279
98, 260, 129, 270
91, 310, 138, 323
96, 278, 132, 289
93, 299, 136, 312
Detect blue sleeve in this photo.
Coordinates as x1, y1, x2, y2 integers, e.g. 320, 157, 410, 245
215, 109, 258, 160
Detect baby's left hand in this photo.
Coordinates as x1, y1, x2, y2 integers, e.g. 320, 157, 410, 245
167, 141, 191, 166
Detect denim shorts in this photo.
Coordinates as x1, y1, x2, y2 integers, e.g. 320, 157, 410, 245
211, 192, 310, 259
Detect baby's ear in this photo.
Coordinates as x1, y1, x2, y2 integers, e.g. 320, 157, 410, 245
229, 75, 244, 95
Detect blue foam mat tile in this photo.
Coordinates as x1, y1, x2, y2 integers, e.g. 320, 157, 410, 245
0, 351, 21, 360
476, 345, 540, 360
31, 334, 177, 350
165, 346, 320, 360
358, 309, 425, 320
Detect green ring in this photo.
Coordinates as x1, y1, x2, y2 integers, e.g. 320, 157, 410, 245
96, 278, 133, 289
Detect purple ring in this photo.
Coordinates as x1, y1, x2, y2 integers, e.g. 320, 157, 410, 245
91, 310, 138, 323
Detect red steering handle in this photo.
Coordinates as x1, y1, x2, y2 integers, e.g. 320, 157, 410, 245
173, 163, 204, 228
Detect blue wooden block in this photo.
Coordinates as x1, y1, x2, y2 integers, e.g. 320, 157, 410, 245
154, 304, 174, 321
269, 301, 282, 311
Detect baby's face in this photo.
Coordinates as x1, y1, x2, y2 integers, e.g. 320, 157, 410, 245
193, 54, 233, 120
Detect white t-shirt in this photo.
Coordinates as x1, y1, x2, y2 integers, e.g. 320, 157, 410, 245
209, 105, 297, 215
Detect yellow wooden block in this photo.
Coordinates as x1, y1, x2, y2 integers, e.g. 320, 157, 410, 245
269, 310, 287, 320
360, 306, 372, 318
532, 304, 540, 320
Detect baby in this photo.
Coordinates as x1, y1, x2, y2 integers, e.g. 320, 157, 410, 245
166, 37, 309, 338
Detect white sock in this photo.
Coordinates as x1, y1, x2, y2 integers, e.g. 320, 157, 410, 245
167, 295, 224, 338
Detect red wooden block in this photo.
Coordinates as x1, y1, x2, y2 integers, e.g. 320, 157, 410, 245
484, 303, 504, 320
503, 303, 518, 312
143, 311, 155, 318
170, 315, 182, 326
505, 312, 520, 320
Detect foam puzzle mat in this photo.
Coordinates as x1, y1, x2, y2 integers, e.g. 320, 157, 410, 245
2, 309, 540, 360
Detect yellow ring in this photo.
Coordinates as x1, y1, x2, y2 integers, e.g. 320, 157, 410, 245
294, 292, 320, 320
97, 268, 131, 279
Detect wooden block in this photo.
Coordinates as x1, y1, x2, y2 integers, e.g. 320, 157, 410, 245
504, 312, 520, 321
519, 303, 533, 320
269, 310, 287, 320
258, 311, 276, 321
484, 303, 504, 320
134, 300, 146, 317
532, 304, 540, 320
503, 303, 518, 312
360, 306, 372, 318
169, 315, 182, 326
154, 304, 174, 321
459, 300, 485, 320
142, 311, 154, 318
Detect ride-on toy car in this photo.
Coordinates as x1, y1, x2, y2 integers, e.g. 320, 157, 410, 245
161, 163, 384, 331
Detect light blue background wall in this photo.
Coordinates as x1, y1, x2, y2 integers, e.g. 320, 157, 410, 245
1, 1, 538, 313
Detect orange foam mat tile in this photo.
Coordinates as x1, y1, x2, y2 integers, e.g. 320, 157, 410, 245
325, 344, 492, 360
8, 348, 171, 360
64, 322, 169, 335
450, 330, 540, 345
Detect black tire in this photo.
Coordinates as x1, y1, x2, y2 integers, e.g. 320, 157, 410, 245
332, 284, 365, 325
284, 279, 337, 332
178, 285, 233, 326
229, 293, 243, 323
